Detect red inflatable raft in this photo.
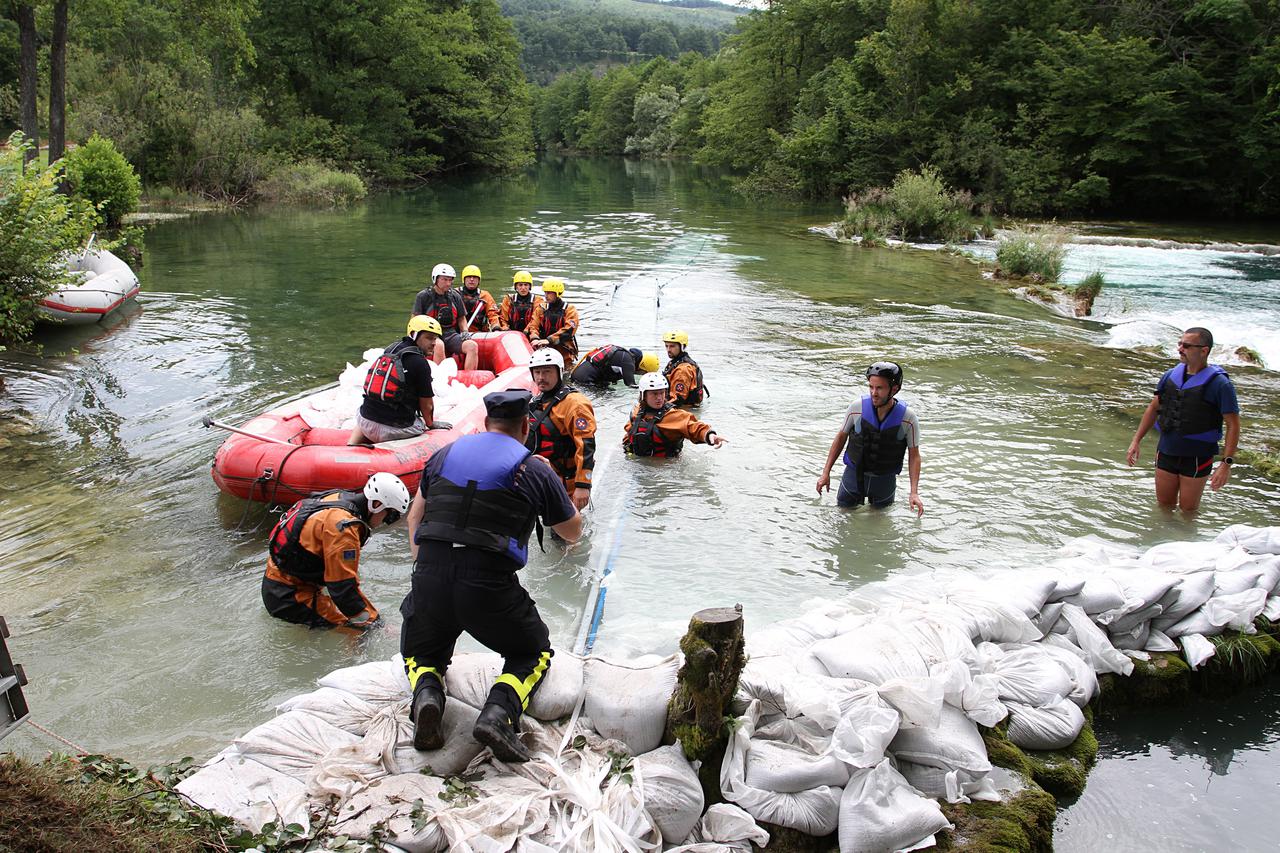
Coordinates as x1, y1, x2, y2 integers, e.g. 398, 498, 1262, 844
210, 332, 536, 503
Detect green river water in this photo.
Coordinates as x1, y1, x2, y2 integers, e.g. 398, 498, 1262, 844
2, 156, 1278, 850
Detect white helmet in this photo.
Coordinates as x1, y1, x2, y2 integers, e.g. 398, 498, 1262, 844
364, 472, 410, 517
529, 348, 563, 372
638, 373, 668, 393
431, 263, 456, 281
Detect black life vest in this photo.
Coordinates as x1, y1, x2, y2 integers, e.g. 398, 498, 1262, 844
422, 289, 460, 330
1156, 364, 1227, 443
416, 432, 539, 567
362, 338, 416, 410
538, 301, 574, 347
268, 491, 370, 582
461, 288, 490, 331
624, 403, 681, 457
525, 384, 577, 470
508, 294, 536, 331
662, 351, 707, 404
587, 345, 619, 367
843, 396, 910, 476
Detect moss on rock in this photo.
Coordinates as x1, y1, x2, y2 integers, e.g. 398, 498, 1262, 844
1237, 448, 1280, 480
1023, 715, 1098, 799
755, 822, 838, 852
938, 786, 1057, 853
1097, 651, 1191, 714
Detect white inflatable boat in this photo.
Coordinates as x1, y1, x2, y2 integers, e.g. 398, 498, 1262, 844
40, 248, 140, 324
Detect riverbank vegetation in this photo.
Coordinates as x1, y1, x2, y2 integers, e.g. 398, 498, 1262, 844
534, 0, 1280, 218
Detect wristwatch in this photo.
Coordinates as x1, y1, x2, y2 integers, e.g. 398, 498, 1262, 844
1222, 456, 1235, 465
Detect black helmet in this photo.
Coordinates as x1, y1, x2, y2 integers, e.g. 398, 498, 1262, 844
865, 361, 903, 387
628, 347, 643, 364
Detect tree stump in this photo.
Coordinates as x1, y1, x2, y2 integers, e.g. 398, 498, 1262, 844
664, 605, 745, 803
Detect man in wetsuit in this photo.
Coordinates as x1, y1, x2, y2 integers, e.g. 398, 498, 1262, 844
262, 472, 411, 630
499, 270, 542, 338
412, 262, 480, 370
622, 373, 727, 457
527, 278, 580, 365
816, 361, 924, 516
1126, 326, 1240, 512
570, 345, 659, 388
661, 330, 708, 406
400, 390, 582, 763
348, 315, 447, 446
526, 348, 596, 511
459, 265, 500, 333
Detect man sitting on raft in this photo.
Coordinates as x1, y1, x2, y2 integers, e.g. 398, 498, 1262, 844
412, 262, 480, 371
816, 360, 924, 516
348, 315, 449, 446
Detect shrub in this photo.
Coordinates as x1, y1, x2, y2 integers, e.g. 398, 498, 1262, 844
256, 160, 367, 206
887, 166, 974, 242
0, 133, 100, 344
62, 133, 141, 227
996, 226, 1069, 281
841, 186, 897, 241
1073, 271, 1104, 301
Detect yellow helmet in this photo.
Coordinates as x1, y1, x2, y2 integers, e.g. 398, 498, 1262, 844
541, 278, 565, 295
662, 330, 689, 347
512, 270, 533, 285
461, 264, 481, 280
407, 314, 443, 339
638, 352, 660, 373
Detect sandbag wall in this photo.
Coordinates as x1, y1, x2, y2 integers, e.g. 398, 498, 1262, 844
176, 524, 1280, 852
723, 523, 1280, 852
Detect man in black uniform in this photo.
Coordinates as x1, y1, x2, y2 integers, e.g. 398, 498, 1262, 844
348, 315, 446, 446
400, 389, 582, 762
569, 345, 659, 388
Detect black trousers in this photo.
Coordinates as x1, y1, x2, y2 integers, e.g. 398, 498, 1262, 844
399, 543, 552, 722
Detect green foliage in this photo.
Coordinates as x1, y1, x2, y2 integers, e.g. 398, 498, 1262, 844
996, 227, 1069, 281
62, 133, 142, 226
0, 133, 100, 344
1072, 271, 1105, 303
257, 161, 367, 207
626, 85, 681, 155
840, 167, 975, 242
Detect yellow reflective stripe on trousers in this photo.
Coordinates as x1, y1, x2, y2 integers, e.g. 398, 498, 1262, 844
404, 656, 441, 692
494, 651, 551, 710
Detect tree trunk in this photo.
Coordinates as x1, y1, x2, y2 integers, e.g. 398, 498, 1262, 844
16, 1, 38, 165
664, 605, 745, 805
48, 0, 68, 164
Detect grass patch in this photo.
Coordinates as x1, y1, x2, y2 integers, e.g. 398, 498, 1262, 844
1070, 271, 1104, 314
257, 160, 367, 206
841, 166, 978, 243
995, 227, 1068, 281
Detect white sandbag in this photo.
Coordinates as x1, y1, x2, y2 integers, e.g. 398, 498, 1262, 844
811, 612, 976, 683
1037, 643, 1099, 706
1102, 602, 1164, 634
1214, 567, 1267, 596
829, 703, 902, 769
277, 687, 381, 735
746, 738, 852, 793
1006, 699, 1085, 751
722, 700, 843, 836
977, 573, 1059, 618
1168, 587, 1268, 637
941, 590, 1042, 644
319, 657, 411, 704
749, 611, 847, 658
896, 760, 999, 804
1264, 595, 1280, 621
234, 710, 362, 780
980, 643, 1073, 707
1057, 535, 1142, 566
735, 655, 794, 717
1216, 525, 1280, 555
756, 714, 833, 754
1059, 604, 1134, 675
838, 759, 951, 853
176, 748, 310, 834
1115, 571, 1179, 611
389, 699, 483, 776
889, 705, 991, 774
635, 743, 704, 845
1060, 577, 1127, 615
1140, 540, 1231, 573
929, 659, 1006, 728
445, 651, 584, 721
1153, 572, 1217, 626
1110, 623, 1151, 651
1180, 634, 1216, 669
1046, 576, 1087, 601
584, 654, 679, 755
1034, 602, 1065, 635
1144, 628, 1179, 653
334, 774, 449, 853
667, 803, 770, 852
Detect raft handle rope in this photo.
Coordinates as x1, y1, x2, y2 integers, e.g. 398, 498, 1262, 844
202, 415, 294, 447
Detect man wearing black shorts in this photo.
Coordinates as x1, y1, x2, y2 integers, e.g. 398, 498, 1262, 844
1127, 326, 1241, 512
412, 262, 480, 370
400, 390, 582, 763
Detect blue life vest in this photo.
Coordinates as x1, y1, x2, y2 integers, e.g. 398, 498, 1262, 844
843, 396, 909, 476
1156, 364, 1227, 443
417, 432, 538, 567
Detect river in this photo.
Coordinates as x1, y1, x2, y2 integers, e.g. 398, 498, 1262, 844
2, 156, 1277, 850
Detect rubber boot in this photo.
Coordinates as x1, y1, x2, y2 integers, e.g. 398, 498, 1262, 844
473, 702, 531, 763
411, 682, 446, 752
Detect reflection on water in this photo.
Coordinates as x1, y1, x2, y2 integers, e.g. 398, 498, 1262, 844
1, 157, 1277, 846
1057, 682, 1280, 852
